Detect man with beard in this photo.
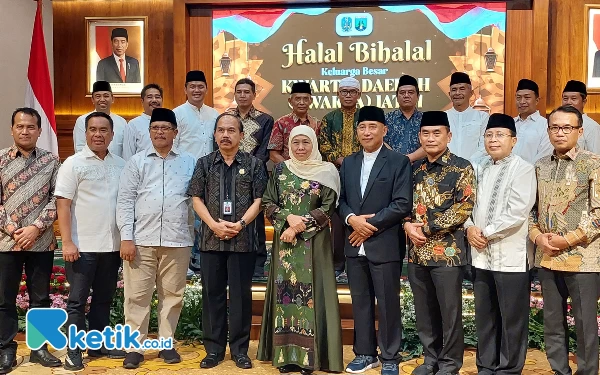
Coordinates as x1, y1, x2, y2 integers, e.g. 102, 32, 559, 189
561, 80, 600, 154
445, 72, 489, 161
404, 111, 476, 375
225, 78, 273, 277
0, 108, 62, 373
117, 108, 195, 369
73, 81, 126, 157
268, 82, 321, 163
318, 76, 363, 277
123, 84, 163, 160
188, 113, 267, 370
56, 112, 126, 370
173, 70, 219, 275
384, 75, 426, 162
512, 79, 553, 164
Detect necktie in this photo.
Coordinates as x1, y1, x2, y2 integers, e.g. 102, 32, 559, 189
119, 58, 126, 82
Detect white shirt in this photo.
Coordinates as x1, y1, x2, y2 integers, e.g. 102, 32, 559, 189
73, 112, 127, 158
345, 144, 383, 256
173, 101, 219, 160
465, 154, 536, 272
123, 113, 151, 161
55, 145, 126, 253
117, 146, 195, 247
446, 107, 489, 161
578, 114, 600, 154
513, 111, 553, 164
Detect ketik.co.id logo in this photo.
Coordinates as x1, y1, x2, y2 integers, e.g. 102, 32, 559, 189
26, 308, 173, 351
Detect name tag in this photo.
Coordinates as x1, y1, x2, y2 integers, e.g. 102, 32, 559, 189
223, 200, 232, 215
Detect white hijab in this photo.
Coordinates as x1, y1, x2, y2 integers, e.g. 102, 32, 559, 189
284, 125, 341, 203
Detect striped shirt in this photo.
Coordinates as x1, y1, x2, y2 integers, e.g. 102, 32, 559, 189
0, 145, 60, 252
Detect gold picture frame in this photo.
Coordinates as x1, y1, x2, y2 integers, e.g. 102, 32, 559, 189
85, 16, 148, 97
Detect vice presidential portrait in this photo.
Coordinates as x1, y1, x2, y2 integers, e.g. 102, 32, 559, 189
96, 28, 141, 84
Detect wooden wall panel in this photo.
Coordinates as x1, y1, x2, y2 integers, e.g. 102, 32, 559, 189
547, 0, 600, 122
189, 13, 214, 107
52, 0, 174, 160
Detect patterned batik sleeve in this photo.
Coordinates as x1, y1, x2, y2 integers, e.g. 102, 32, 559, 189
252, 159, 268, 199
317, 117, 338, 163
425, 164, 476, 236
300, 187, 336, 241
528, 167, 543, 242
267, 121, 284, 151
262, 165, 291, 233
565, 166, 600, 246
186, 158, 206, 200
32, 157, 60, 231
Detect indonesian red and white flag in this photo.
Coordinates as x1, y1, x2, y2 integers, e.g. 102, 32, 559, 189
25, 1, 58, 155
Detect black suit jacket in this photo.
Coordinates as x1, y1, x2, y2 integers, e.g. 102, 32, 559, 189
96, 55, 141, 83
338, 146, 412, 263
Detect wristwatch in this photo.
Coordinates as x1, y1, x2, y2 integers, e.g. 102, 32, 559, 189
239, 219, 247, 229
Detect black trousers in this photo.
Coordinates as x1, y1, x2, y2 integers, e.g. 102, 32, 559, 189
200, 251, 256, 355
330, 212, 346, 273
346, 256, 402, 363
473, 268, 530, 375
408, 263, 464, 374
65, 252, 121, 334
537, 268, 600, 375
254, 213, 267, 275
0, 251, 54, 349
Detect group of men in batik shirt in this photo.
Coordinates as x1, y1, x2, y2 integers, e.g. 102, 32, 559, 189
0, 67, 599, 375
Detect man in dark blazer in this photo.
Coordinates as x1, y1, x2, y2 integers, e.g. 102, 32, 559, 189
96, 28, 141, 84
339, 106, 412, 375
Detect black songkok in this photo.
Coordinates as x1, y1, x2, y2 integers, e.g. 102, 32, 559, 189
92, 80, 112, 93
397, 75, 419, 91
450, 72, 471, 86
186, 70, 207, 84
486, 113, 516, 133
357, 106, 386, 125
111, 28, 128, 41
150, 108, 177, 128
563, 80, 587, 96
421, 111, 450, 128
290, 82, 312, 95
516, 79, 539, 96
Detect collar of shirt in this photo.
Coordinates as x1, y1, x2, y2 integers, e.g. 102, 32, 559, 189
213, 150, 244, 165
491, 153, 514, 165
146, 146, 181, 158
8, 145, 38, 160
141, 113, 151, 120
515, 110, 542, 123
81, 144, 113, 160
399, 108, 420, 120
551, 146, 580, 161
448, 106, 475, 115
363, 143, 383, 159
426, 148, 452, 167
341, 106, 359, 116
113, 54, 125, 68
185, 100, 205, 112
229, 106, 260, 120
291, 112, 314, 125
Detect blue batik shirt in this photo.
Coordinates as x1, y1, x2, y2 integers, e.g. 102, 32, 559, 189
384, 109, 423, 155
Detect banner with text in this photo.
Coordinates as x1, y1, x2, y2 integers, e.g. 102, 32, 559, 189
212, 4, 506, 119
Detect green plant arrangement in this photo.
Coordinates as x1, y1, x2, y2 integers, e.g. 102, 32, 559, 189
16, 271, 599, 360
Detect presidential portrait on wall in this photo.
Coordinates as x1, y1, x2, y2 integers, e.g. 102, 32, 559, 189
586, 6, 600, 90
86, 17, 146, 95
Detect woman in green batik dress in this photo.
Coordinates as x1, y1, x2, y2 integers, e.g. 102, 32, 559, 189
257, 125, 343, 375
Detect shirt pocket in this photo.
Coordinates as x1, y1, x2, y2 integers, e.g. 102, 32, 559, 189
461, 120, 483, 141
435, 183, 455, 209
